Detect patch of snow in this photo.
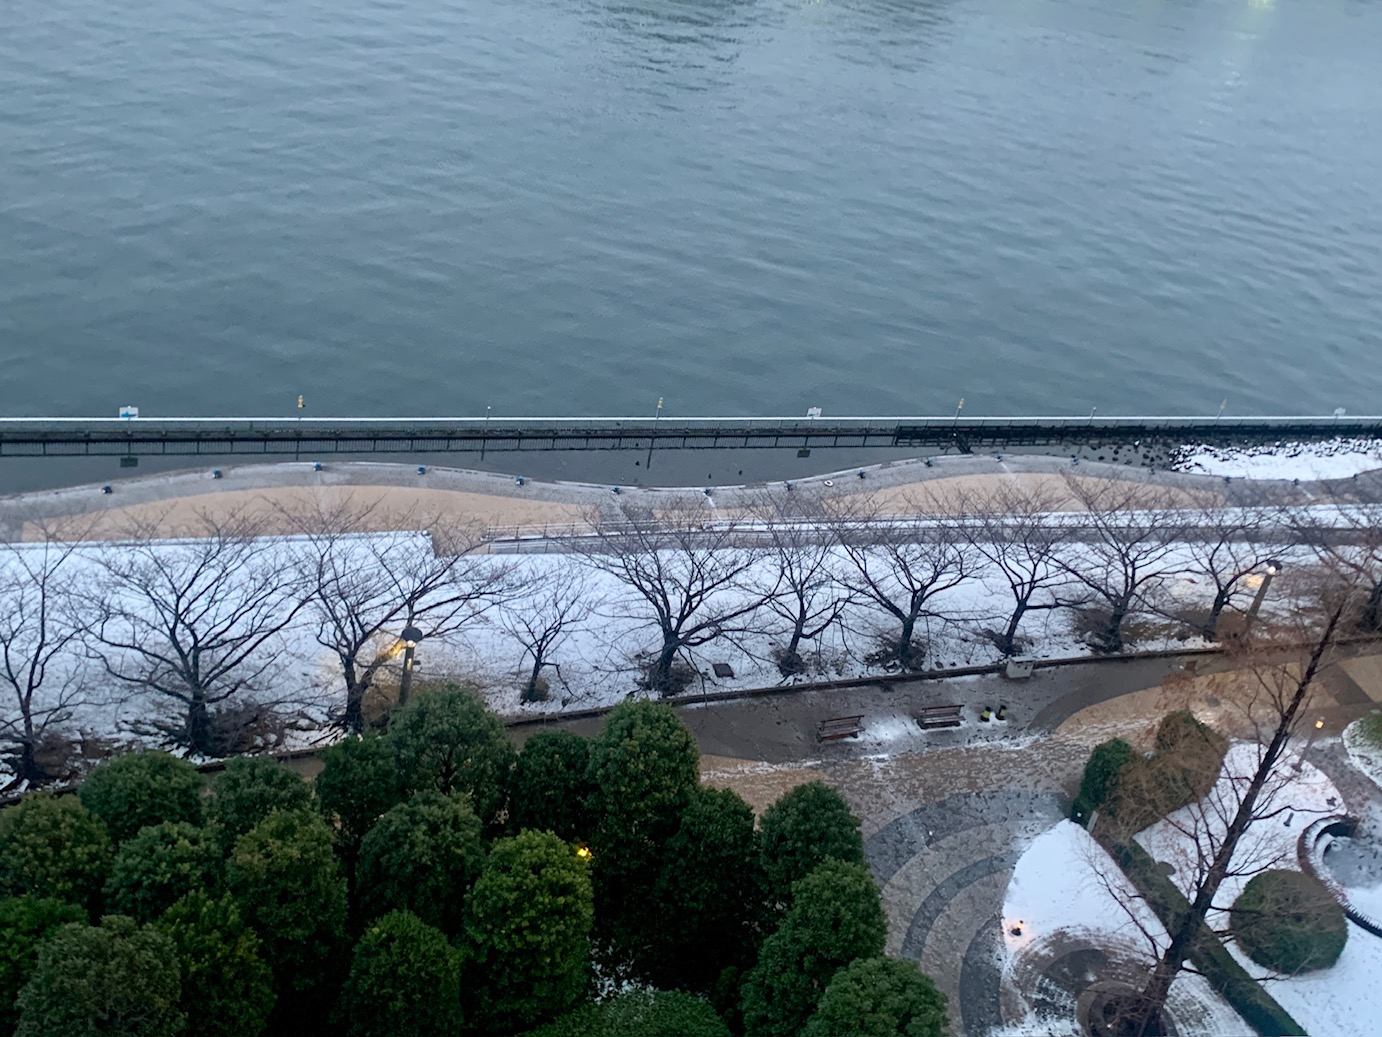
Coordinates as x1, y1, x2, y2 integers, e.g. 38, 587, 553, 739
1343, 716, 1382, 791
1175, 439, 1382, 481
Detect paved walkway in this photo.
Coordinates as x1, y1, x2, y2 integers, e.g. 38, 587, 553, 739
532, 644, 1382, 1037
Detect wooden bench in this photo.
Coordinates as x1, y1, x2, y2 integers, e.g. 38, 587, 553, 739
917, 705, 964, 730
818, 715, 865, 741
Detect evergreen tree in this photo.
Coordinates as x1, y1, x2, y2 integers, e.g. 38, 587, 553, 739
77, 751, 204, 845
0, 794, 111, 913
510, 732, 593, 842
647, 785, 765, 993
741, 860, 887, 1037
157, 891, 275, 1037
385, 686, 516, 829
15, 915, 183, 1037
337, 910, 462, 1037
314, 734, 402, 879
0, 896, 86, 1034
227, 810, 347, 1025
464, 831, 594, 1034
804, 956, 947, 1037
585, 702, 700, 969
105, 821, 221, 923
208, 756, 313, 854
355, 791, 484, 936
757, 781, 864, 908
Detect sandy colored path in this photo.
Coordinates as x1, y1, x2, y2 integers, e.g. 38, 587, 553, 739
0, 453, 1259, 542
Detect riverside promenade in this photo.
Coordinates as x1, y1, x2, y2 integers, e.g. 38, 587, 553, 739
5, 450, 1382, 542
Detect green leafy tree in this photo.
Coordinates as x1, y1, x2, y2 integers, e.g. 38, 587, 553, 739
1071, 737, 1134, 824
105, 821, 221, 923
741, 860, 887, 1037
586, 702, 700, 967
208, 757, 313, 855
0, 896, 86, 1034
78, 751, 204, 845
510, 732, 593, 842
356, 791, 484, 935
227, 810, 347, 1023
527, 990, 732, 1037
1231, 869, 1348, 973
337, 910, 462, 1037
157, 891, 275, 1037
0, 794, 111, 912
757, 781, 865, 908
15, 915, 184, 1037
464, 830, 594, 1034
314, 735, 402, 878
647, 785, 765, 993
385, 686, 516, 829
804, 956, 948, 1037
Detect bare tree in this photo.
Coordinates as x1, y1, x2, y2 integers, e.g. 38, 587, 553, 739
955, 481, 1071, 657
1288, 497, 1382, 633
80, 510, 308, 757
579, 502, 774, 694
0, 531, 94, 788
1055, 479, 1196, 653
1090, 580, 1371, 1036
831, 497, 974, 671
499, 564, 594, 703
1180, 504, 1285, 638
284, 497, 520, 732
745, 490, 855, 676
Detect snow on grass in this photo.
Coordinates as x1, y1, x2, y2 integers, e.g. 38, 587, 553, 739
1175, 438, 1382, 481
999, 821, 1250, 1035
1135, 742, 1345, 906
1344, 715, 1382, 791
1129, 741, 1382, 1037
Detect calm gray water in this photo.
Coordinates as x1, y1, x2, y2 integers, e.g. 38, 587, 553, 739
3, 0, 1381, 422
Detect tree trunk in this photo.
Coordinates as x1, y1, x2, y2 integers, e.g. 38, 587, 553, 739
522, 654, 546, 703
1204, 587, 1233, 638
1101, 600, 1129, 653
652, 636, 681, 694
1362, 580, 1382, 632
1127, 604, 1343, 1033
1001, 600, 1029, 657
897, 615, 920, 670
342, 659, 367, 734
187, 691, 212, 757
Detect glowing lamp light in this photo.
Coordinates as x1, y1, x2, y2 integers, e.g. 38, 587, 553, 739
575, 844, 593, 861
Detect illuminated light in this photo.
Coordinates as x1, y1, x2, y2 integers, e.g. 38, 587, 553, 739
575, 844, 593, 860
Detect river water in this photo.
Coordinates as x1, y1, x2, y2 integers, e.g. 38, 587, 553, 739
2, 0, 1381, 424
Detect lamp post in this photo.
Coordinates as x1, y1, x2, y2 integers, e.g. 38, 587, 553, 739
1245, 559, 1284, 627
398, 626, 424, 707
1295, 717, 1327, 773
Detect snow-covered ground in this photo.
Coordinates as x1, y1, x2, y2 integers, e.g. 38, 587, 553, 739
1343, 717, 1382, 790
999, 821, 1250, 1035
0, 525, 1320, 783
999, 742, 1382, 1037
1176, 438, 1382, 481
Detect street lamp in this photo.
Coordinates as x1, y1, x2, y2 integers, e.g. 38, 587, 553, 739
1295, 717, 1327, 773
398, 626, 424, 707
1245, 559, 1285, 626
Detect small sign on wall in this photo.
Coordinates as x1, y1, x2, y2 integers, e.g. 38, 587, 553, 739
118, 406, 139, 419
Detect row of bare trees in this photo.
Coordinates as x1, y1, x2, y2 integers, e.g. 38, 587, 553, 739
2, 476, 1380, 787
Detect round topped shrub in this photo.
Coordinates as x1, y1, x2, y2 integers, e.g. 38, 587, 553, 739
78, 751, 204, 844
1231, 869, 1346, 974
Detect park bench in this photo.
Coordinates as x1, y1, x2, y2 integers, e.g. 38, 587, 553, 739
916, 704, 964, 730
817, 715, 865, 741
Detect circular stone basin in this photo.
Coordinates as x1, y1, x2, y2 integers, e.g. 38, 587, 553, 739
1323, 833, 1382, 919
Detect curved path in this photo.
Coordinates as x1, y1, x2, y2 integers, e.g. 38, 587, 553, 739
864, 788, 1067, 1036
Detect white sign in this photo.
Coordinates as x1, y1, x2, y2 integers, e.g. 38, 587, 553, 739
118, 406, 140, 420
806, 406, 822, 419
